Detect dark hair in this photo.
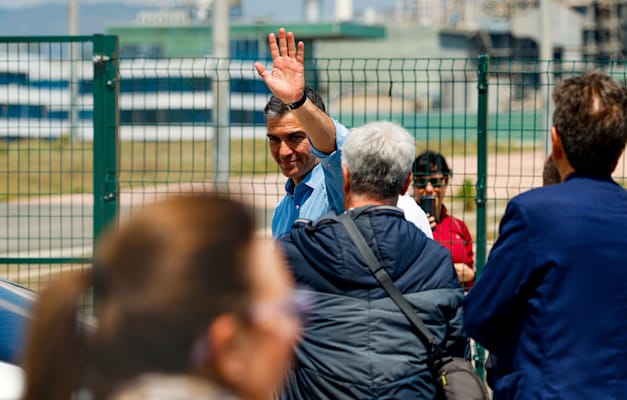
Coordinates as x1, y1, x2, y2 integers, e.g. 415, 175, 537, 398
552, 71, 627, 177
263, 85, 326, 119
412, 151, 452, 179
542, 155, 561, 186
22, 194, 256, 400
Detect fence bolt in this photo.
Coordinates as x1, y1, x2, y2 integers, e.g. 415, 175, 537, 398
103, 192, 116, 202
92, 53, 110, 64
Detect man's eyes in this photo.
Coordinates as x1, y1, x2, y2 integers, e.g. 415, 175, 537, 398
267, 134, 306, 143
288, 135, 306, 142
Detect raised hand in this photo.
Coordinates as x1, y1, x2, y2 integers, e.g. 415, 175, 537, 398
254, 28, 306, 104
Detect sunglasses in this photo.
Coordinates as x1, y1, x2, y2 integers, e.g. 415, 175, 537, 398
414, 176, 447, 189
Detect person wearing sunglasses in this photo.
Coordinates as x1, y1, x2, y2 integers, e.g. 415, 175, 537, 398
413, 151, 475, 290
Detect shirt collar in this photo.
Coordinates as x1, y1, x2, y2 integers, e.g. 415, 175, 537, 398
284, 164, 322, 196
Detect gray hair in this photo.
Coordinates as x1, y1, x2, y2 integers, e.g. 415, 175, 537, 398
342, 121, 415, 200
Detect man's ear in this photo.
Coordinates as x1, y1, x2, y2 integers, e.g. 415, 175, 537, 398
551, 126, 575, 180
551, 126, 564, 161
342, 166, 350, 194
400, 172, 413, 196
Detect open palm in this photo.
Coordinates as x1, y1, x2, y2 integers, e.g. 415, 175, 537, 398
254, 28, 306, 104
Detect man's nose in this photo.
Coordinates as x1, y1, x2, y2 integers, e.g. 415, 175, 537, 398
278, 140, 292, 157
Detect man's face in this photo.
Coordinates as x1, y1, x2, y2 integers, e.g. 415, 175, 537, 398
267, 113, 319, 184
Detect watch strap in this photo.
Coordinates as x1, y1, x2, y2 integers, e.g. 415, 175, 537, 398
286, 92, 307, 110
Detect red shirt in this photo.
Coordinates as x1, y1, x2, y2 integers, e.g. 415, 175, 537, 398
433, 206, 475, 289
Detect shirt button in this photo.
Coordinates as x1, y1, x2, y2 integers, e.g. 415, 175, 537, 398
295, 205, 300, 210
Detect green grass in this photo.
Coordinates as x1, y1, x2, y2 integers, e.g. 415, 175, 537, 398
0, 136, 543, 201
0, 138, 280, 201
455, 178, 476, 212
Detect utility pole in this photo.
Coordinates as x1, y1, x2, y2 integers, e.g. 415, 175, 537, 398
213, 0, 231, 188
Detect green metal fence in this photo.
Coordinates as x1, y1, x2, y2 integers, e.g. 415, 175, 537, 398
0, 35, 119, 289
1, 38, 626, 294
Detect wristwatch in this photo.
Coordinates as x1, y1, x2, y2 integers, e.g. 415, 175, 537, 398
286, 92, 307, 110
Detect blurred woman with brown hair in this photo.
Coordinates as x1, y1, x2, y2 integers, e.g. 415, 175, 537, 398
21, 194, 303, 400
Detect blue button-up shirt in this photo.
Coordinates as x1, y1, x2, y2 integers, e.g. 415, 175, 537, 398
272, 120, 349, 239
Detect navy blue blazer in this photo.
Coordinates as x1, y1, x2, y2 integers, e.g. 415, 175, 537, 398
464, 173, 627, 400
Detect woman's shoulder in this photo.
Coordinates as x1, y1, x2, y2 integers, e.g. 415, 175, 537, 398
110, 374, 240, 400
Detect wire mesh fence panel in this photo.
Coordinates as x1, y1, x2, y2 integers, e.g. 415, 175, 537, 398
2, 49, 627, 291
116, 57, 486, 240
316, 57, 483, 282
0, 38, 98, 289
115, 56, 281, 234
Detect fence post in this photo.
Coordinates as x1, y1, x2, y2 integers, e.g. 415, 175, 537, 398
92, 35, 120, 247
474, 53, 489, 381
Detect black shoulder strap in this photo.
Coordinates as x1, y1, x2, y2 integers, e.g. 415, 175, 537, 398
337, 212, 443, 356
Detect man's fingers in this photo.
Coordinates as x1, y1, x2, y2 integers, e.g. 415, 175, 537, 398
270, 28, 299, 59
278, 28, 288, 57
287, 31, 296, 57
296, 41, 305, 64
254, 62, 266, 77
268, 33, 279, 60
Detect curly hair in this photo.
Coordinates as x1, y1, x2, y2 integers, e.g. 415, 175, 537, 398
552, 71, 627, 177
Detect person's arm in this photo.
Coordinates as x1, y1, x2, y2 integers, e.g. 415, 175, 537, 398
437, 251, 470, 359
461, 220, 475, 270
462, 198, 536, 352
455, 219, 475, 283
454, 263, 475, 283
254, 28, 336, 154
443, 280, 471, 360
314, 120, 349, 215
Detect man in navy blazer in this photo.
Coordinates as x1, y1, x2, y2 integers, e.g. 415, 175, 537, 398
463, 71, 627, 399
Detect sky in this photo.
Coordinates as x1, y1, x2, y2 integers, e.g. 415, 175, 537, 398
0, 0, 150, 7
0, 0, 398, 20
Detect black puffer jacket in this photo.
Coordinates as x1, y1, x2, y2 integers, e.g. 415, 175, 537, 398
278, 206, 469, 400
